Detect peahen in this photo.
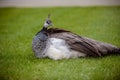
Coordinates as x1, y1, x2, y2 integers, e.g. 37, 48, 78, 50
32, 15, 120, 60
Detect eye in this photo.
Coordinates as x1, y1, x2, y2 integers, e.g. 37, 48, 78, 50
46, 20, 52, 24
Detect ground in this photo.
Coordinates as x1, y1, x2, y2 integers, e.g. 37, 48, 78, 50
0, 7, 120, 80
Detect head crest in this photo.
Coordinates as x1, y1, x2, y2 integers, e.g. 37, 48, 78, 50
43, 14, 52, 28
48, 14, 51, 19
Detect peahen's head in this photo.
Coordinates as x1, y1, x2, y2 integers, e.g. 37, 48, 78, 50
43, 14, 52, 28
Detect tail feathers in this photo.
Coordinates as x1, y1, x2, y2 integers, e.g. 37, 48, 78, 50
108, 48, 120, 55
113, 48, 120, 54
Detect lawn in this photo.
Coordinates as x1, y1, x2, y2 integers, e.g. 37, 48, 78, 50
0, 7, 120, 80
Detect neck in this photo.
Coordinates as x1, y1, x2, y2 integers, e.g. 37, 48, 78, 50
42, 27, 47, 31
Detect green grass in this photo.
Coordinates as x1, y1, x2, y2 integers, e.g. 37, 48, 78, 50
0, 7, 120, 80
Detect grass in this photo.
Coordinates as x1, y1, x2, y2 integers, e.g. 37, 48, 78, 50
0, 7, 120, 80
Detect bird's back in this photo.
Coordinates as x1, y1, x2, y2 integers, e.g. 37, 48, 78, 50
47, 28, 120, 57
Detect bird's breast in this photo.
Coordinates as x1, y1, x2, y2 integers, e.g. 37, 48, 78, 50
32, 32, 48, 58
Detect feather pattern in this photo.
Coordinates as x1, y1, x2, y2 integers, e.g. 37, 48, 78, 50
32, 28, 49, 58
32, 15, 120, 59
47, 28, 120, 57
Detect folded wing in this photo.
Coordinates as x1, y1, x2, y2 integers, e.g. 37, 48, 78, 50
47, 28, 120, 57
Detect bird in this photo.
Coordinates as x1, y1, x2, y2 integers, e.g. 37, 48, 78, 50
32, 15, 120, 60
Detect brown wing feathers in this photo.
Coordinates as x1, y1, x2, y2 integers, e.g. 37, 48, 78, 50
47, 28, 120, 57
